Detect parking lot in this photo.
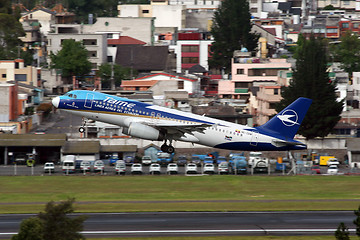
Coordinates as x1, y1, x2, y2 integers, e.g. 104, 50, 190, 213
0, 162, 359, 176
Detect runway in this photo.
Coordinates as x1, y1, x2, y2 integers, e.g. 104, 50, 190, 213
0, 211, 356, 238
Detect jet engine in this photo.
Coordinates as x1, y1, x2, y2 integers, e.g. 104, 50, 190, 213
122, 122, 165, 141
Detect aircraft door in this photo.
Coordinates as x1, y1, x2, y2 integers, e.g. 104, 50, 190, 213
84, 93, 94, 108
250, 131, 259, 146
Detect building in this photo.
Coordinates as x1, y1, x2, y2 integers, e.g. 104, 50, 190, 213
256, 85, 282, 125
218, 52, 291, 100
20, 7, 56, 36
117, 0, 186, 31
0, 59, 39, 87
174, 31, 214, 75
121, 73, 198, 95
47, 25, 107, 70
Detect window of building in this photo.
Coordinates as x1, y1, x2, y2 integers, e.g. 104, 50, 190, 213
178, 81, 184, 89
250, 8, 258, 13
2, 74, 6, 78
15, 62, 19, 69
251, 0, 257, 3
182, 45, 199, 52
107, 56, 113, 62
182, 57, 199, 64
236, 68, 244, 74
274, 88, 279, 95
107, 33, 113, 39
269, 102, 277, 109
343, 0, 350, 5
353, 23, 359, 29
234, 82, 249, 88
88, 51, 97, 58
342, 22, 349, 28
83, 39, 97, 45
15, 74, 27, 81
331, 0, 338, 4
327, 28, 338, 33
142, 10, 149, 14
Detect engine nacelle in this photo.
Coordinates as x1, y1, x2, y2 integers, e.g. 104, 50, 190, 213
122, 122, 165, 141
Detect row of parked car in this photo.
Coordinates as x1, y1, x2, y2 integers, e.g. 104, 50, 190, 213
115, 160, 233, 175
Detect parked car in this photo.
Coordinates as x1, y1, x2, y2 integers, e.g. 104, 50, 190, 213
191, 156, 201, 166
94, 160, 105, 172
311, 165, 321, 174
141, 156, 152, 165
80, 161, 91, 172
327, 158, 340, 166
131, 163, 143, 174
216, 156, 227, 165
167, 163, 178, 175
176, 155, 188, 166
115, 160, 126, 175
218, 162, 231, 175
327, 165, 338, 175
203, 163, 215, 174
149, 163, 161, 175
185, 163, 198, 174
44, 162, 55, 173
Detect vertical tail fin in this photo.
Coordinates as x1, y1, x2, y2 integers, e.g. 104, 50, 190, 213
257, 97, 312, 139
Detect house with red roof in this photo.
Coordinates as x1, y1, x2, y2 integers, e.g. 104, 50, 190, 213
121, 73, 198, 95
107, 36, 146, 63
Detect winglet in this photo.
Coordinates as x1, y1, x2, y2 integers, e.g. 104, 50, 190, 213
257, 97, 312, 139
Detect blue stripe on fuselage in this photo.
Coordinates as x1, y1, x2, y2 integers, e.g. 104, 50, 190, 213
60, 90, 217, 125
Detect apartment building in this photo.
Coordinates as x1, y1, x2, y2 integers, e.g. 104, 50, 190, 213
0, 59, 39, 87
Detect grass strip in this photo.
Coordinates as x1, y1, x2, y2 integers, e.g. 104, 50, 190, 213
0, 175, 359, 213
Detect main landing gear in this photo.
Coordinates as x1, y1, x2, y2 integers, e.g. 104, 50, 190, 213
161, 140, 175, 154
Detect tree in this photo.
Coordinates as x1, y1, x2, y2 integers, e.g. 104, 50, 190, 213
335, 222, 350, 240
276, 35, 344, 139
12, 199, 87, 240
66, 0, 119, 23
11, 217, 44, 240
354, 205, 360, 237
97, 63, 134, 89
210, 0, 259, 72
332, 31, 360, 80
38, 199, 87, 240
0, 0, 26, 60
50, 39, 92, 83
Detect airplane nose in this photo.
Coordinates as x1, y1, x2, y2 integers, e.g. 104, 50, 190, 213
52, 96, 60, 108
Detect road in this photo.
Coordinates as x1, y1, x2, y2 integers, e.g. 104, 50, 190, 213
0, 211, 356, 238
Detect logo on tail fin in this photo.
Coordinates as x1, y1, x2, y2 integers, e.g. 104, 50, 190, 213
277, 109, 299, 127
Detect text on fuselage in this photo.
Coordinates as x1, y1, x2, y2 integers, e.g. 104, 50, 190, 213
104, 97, 136, 108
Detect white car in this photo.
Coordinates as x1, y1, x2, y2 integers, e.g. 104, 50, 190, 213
149, 163, 161, 174
327, 165, 338, 175
327, 158, 340, 166
115, 160, 126, 175
185, 163, 198, 174
44, 162, 55, 173
203, 163, 215, 174
167, 163, 178, 175
94, 160, 105, 172
80, 161, 91, 172
131, 163, 143, 174
141, 156, 152, 165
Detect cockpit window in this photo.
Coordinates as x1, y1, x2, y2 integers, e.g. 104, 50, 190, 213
69, 94, 73, 98
73, 95, 77, 99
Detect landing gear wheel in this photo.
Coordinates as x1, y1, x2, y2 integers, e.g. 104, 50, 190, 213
161, 144, 169, 152
167, 145, 175, 154
79, 127, 85, 133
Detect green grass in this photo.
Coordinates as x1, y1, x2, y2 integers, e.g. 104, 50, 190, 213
0, 175, 359, 213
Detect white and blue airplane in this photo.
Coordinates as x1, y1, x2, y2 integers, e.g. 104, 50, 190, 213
52, 90, 312, 153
